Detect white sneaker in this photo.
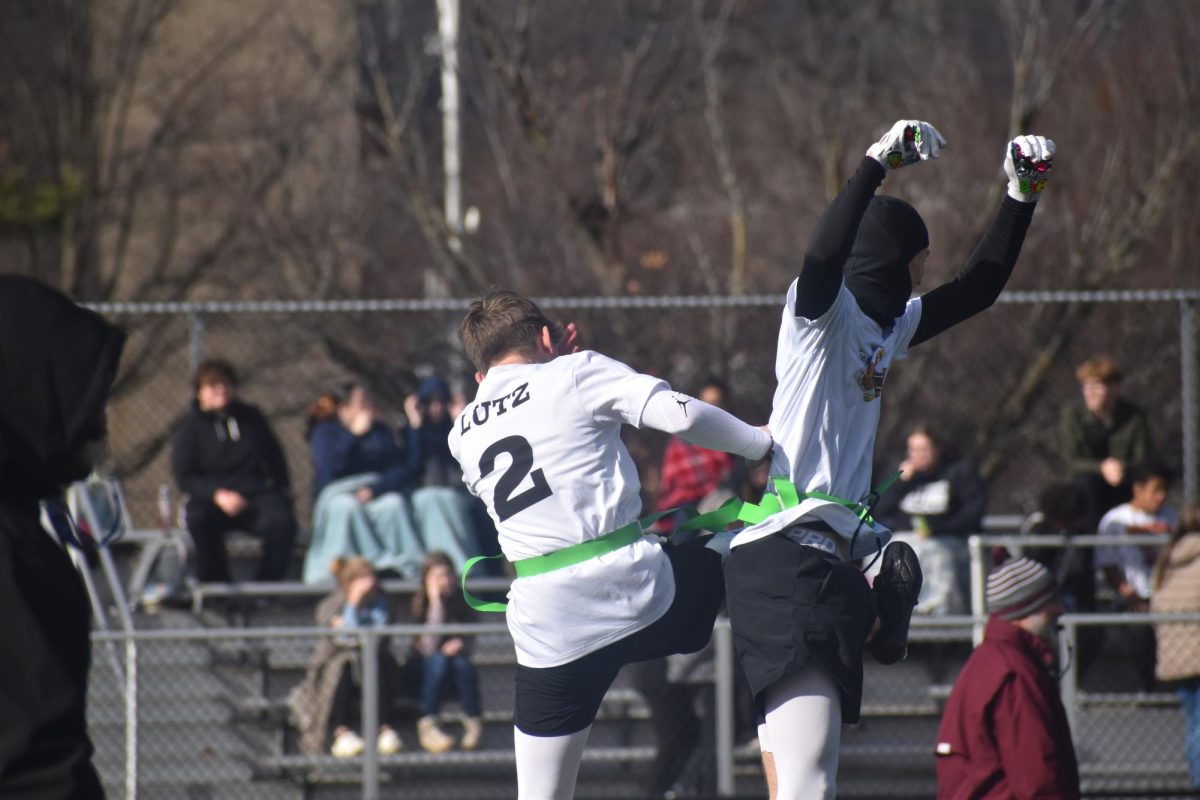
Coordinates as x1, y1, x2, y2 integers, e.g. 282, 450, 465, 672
331, 729, 365, 758
377, 727, 403, 755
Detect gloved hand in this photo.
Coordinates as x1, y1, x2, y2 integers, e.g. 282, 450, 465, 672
1004, 135, 1055, 202
866, 120, 947, 170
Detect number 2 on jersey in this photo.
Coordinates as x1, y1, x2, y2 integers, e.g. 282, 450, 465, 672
478, 435, 553, 521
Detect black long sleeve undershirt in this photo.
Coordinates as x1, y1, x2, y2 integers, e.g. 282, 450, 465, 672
909, 195, 1036, 347
793, 157, 886, 320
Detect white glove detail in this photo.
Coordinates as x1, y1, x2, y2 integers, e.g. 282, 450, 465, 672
1004, 135, 1055, 202
866, 120, 947, 170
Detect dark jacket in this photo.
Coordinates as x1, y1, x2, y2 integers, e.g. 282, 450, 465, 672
1059, 398, 1152, 478
309, 419, 418, 499
936, 616, 1080, 799
171, 399, 291, 500
873, 458, 987, 538
0, 275, 124, 799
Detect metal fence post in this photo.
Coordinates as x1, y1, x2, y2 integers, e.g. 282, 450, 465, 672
361, 630, 380, 800
714, 618, 735, 797
1059, 616, 1079, 745
1181, 300, 1197, 505
968, 535, 985, 645
125, 631, 138, 800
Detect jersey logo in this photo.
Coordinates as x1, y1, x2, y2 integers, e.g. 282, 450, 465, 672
856, 347, 888, 402
672, 393, 692, 417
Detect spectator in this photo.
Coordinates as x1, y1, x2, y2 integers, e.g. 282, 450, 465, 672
935, 557, 1080, 799
873, 424, 986, 615
1095, 460, 1176, 613
402, 376, 482, 572
171, 359, 298, 582
302, 383, 424, 583
653, 377, 737, 527
1059, 356, 1153, 529
289, 556, 405, 758
1023, 483, 1096, 614
0, 276, 124, 798
406, 551, 483, 753
1150, 506, 1200, 788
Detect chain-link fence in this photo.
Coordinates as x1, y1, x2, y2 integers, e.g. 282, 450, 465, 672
84, 597, 1200, 797
90, 291, 1199, 536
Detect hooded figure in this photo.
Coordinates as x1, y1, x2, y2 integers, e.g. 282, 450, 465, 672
0, 275, 125, 799
844, 196, 929, 327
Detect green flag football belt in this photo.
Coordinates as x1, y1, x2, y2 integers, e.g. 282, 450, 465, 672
462, 472, 901, 612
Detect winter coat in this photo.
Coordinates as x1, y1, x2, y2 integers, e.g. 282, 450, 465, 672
936, 615, 1080, 799
873, 458, 987, 538
287, 591, 403, 755
171, 399, 290, 500
1059, 399, 1152, 479
0, 276, 125, 799
309, 419, 418, 500
1151, 533, 1200, 682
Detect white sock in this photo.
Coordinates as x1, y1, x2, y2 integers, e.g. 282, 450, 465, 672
513, 725, 592, 800
762, 665, 841, 800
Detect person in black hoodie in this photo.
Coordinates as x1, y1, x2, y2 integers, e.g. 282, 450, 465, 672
0, 275, 125, 799
171, 359, 297, 582
874, 423, 987, 540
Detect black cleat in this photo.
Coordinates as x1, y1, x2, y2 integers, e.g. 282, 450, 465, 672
868, 541, 923, 665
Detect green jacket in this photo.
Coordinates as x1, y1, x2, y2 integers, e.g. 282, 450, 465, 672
1058, 398, 1153, 476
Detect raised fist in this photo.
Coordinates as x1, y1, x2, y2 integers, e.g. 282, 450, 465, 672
1005, 135, 1055, 202
867, 120, 947, 170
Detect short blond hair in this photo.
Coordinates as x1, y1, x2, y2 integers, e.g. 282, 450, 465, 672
459, 290, 561, 373
1076, 356, 1121, 385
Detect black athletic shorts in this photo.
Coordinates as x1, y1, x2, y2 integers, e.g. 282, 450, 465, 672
513, 538, 725, 736
724, 531, 876, 724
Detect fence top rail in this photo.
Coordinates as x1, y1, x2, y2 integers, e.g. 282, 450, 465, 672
91, 621, 512, 642
85, 289, 1200, 315
968, 533, 1171, 548
1060, 611, 1200, 626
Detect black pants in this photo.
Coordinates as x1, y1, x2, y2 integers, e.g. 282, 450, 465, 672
185, 491, 297, 581
328, 652, 403, 738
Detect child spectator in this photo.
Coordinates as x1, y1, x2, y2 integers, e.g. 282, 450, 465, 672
653, 377, 737, 527
406, 551, 483, 753
1095, 460, 1176, 612
289, 556, 405, 758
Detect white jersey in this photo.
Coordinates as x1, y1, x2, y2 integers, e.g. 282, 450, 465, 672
1095, 502, 1176, 600
447, 350, 672, 668
730, 281, 922, 559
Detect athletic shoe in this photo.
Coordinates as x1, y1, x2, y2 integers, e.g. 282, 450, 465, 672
460, 716, 483, 751
417, 716, 456, 753
377, 727, 403, 755
331, 729, 365, 758
867, 541, 923, 665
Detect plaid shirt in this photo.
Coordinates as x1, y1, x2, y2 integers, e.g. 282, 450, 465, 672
655, 436, 735, 512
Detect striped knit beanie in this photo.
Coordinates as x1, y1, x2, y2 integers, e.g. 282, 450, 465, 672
986, 557, 1057, 620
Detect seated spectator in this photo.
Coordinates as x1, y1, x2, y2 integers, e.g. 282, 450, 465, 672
1023, 482, 1096, 614
1059, 356, 1153, 529
171, 359, 298, 582
405, 551, 482, 753
1095, 460, 1176, 612
873, 424, 985, 615
653, 377, 737, 529
1150, 506, 1200, 788
302, 383, 424, 584
402, 377, 482, 572
289, 556, 405, 758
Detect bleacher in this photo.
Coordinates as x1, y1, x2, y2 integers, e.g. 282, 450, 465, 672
78, 500, 1199, 799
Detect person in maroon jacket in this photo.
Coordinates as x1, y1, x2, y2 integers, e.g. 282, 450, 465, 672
935, 556, 1080, 799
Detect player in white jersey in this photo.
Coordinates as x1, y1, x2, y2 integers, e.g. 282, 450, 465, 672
447, 290, 772, 800
723, 121, 1056, 798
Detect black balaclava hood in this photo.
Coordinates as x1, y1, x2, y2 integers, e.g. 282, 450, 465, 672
844, 196, 929, 327
0, 276, 126, 502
